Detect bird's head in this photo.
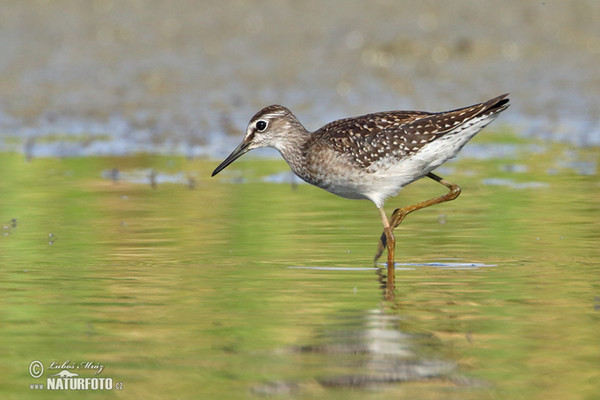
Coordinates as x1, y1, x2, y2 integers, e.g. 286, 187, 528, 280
211, 105, 302, 176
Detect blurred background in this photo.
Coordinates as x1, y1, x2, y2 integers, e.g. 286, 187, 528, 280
1, 0, 599, 158
1, 2, 599, 399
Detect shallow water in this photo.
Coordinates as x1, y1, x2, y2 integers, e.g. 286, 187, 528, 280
1, 2, 599, 398
0, 138, 599, 399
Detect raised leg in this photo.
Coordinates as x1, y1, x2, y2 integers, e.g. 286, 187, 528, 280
374, 173, 461, 262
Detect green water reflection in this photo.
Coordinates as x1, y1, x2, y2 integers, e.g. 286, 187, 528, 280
0, 143, 599, 399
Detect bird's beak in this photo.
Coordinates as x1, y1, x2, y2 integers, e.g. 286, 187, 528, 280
211, 140, 251, 177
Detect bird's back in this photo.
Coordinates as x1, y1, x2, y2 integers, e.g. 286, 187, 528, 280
300, 94, 509, 205
310, 94, 509, 170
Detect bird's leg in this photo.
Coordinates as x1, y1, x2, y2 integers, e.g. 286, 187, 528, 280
377, 206, 395, 290
389, 173, 461, 230
374, 173, 461, 262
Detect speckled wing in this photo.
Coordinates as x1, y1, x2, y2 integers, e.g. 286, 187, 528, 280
311, 94, 509, 169
310, 111, 432, 169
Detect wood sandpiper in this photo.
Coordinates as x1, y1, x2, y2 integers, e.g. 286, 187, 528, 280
212, 94, 510, 288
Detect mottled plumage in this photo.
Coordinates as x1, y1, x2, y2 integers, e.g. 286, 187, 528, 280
212, 94, 509, 276
311, 96, 506, 169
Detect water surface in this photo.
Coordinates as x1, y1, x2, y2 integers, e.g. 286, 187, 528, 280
1, 140, 598, 399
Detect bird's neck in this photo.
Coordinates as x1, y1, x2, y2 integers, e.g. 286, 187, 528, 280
275, 126, 312, 179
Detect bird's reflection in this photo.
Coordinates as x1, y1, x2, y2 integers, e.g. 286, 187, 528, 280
301, 269, 454, 388
297, 308, 455, 388
253, 264, 465, 394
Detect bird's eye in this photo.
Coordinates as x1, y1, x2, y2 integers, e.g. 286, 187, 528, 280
256, 120, 268, 132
